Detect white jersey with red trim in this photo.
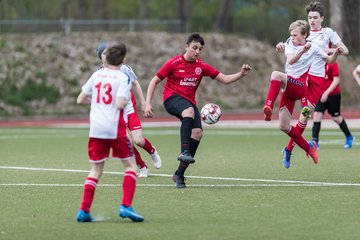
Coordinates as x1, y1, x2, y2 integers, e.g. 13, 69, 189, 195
120, 64, 138, 116
82, 67, 131, 139
284, 40, 327, 79
285, 27, 341, 77
307, 27, 341, 77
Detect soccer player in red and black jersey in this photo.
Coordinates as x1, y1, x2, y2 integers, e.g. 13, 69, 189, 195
144, 32, 252, 188
312, 61, 354, 149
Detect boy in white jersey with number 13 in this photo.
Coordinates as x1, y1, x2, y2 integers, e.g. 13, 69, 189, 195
76, 42, 144, 223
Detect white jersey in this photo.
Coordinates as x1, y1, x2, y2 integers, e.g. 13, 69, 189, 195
284, 40, 327, 79
82, 67, 132, 139
120, 64, 138, 116
307, 27, 341, 77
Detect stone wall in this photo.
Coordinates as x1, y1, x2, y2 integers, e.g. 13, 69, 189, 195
0, 31, 359, 116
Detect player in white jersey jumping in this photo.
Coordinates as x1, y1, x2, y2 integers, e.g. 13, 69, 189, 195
96, 43, 161, 178
273, 1, 349, 168
76, 42, 144, 222
263, 20, 343, 165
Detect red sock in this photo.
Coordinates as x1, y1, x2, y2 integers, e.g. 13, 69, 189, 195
287, 121, 307, 151
142, 138, 155, 154
122, 171, 137, 207
285, 126, 310, 153
133, 146, 147, 169
265, 80, 281, 109
80, 177, 98, 213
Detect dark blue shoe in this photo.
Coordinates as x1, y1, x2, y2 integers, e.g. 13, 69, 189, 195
119, 205, 144, 222
282, 147, 292, 169
344, 135, 355, 149
76, 209, 94, 222
177, 150, 195, 164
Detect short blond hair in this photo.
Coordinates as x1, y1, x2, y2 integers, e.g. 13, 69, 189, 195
289, 20, 310, 38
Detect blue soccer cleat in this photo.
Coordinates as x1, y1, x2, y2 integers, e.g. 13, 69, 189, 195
344, 135, 355, 149
282, 147, 292, 169
119, 205, 144, 222
76, 209, 94, 222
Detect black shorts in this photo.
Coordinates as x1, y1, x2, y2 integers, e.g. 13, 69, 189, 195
163, 94, 202, 129
314, 93, 341, 117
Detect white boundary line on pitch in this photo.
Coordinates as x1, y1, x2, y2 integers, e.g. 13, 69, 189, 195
1, 166, 360, 187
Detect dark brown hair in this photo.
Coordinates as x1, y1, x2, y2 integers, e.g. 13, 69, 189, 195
105, 42, 127, 66
305, 1, 325, 17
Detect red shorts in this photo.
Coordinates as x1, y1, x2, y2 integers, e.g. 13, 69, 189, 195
301, 75, 324, 108
279, 75, 308, 115
128, 112, 142, 131
88, 137, 133, 162
127, 91, 142, 131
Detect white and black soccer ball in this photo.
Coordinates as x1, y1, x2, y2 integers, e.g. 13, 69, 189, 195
200, 103, 222, 125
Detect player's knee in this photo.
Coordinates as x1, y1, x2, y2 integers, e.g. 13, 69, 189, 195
133, 137, 143, 146
279, 123, 289, 132
182, 107, 195, 118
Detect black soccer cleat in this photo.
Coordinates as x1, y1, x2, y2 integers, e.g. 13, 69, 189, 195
172, 172, 186, 188
177, 150, 195, 164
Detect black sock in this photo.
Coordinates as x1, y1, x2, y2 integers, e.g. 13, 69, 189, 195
339, 119, 351, 137
312, 121, 321, 142
180, 117, 193, 152
189, 138, 200, 158
176, 161, 189, 176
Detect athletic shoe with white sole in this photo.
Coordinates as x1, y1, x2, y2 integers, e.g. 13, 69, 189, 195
138, 167, 148, 178
150, 148, 162, 169
344, 135, 355, 149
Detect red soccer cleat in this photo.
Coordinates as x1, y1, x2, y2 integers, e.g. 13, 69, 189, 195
307, 140, 318, 164
263, 106, 272, 121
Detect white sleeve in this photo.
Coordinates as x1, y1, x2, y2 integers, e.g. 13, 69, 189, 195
116, 78, 132, 101
81, 75, 94, 96
121, 64, 137, 82
329, 28, 341, 46
356, 64, 360, 73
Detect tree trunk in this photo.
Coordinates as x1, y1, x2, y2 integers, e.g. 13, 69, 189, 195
139, 0, 148, 31
178, 0, 192, 32
329, 0, 343, 38
213, 0, 234, 32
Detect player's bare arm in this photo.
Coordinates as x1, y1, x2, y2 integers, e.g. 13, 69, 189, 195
132, 79, 146, 114
287, 43, 311, 65
325, 41, 349, 56
116, 96, 128, 109
77, 92, 91, 105
144, 76, 162, 117
324, 47, 343, 64
353, 67, 360, 87
215, 64, 252, 84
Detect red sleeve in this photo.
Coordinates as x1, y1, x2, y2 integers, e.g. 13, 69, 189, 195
202, 62, 220, 79
156, 58, 174, 80
330, 62, 339, 77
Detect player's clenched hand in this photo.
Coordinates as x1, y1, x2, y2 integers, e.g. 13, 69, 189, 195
335, 47, 344, 55
144, 103, 154, 118
241, 64, 252, 76
275, 42, 285, 52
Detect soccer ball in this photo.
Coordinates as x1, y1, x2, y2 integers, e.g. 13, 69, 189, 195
200, 103, 222, 125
